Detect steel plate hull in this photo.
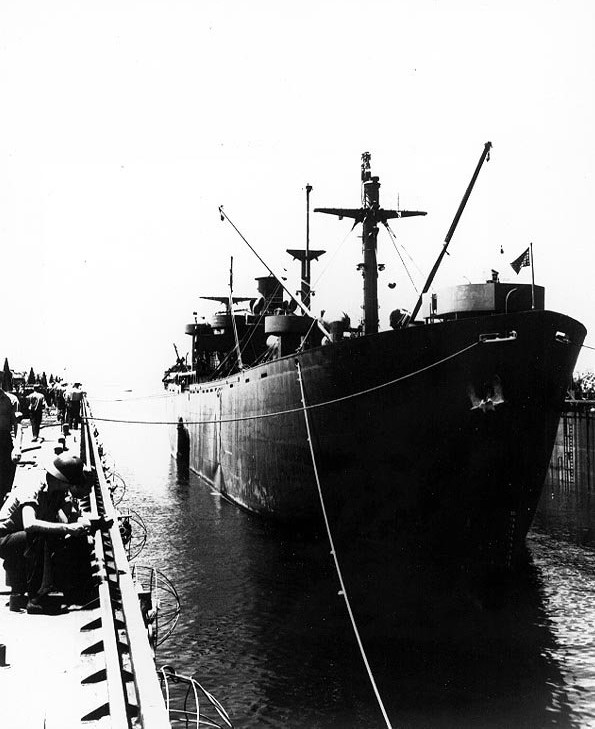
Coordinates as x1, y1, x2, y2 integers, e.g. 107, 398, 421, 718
167, 310, 585, 567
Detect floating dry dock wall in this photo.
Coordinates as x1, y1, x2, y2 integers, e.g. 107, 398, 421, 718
547, 400, 595, 489
0, 399, 170, 728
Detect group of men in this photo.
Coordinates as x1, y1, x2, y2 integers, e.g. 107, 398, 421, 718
49, 381, 85, 429
0, 381, 96, 614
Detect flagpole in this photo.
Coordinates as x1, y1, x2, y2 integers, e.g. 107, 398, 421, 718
530, 242, 535, 310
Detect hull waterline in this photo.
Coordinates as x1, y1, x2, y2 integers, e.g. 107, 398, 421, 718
167, 309, 585, 568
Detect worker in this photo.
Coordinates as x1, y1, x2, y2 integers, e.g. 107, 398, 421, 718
26, 384, 47, 441
56, 382, 67, 423
66, 382, 84, 429
0, 454, 94, 613
0, 386, 22, 503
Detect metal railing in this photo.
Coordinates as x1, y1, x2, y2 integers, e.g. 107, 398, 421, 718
80, 397, 171, 728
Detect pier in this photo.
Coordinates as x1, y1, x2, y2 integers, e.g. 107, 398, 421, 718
0, 401, 170, 728
547, 400, 595, 489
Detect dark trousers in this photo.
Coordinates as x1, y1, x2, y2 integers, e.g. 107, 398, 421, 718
0, 432, 16, 504
30, 410, 43, 439
67, 401, 81, 429
0, 531, 36, 594
0, 531, 94, 600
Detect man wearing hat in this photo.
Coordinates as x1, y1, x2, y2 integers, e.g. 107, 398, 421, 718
0, 453, 93, 613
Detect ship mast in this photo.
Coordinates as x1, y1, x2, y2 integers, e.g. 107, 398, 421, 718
287, 183, 326, 311
316, 153, 426, 335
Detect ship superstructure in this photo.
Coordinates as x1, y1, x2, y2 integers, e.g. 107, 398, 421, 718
163, 149, 586, 569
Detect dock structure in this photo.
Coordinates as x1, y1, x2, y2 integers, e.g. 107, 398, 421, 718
0, 401, 170, 728
547, 400, 595, 490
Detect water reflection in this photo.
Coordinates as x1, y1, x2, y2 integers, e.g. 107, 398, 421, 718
535, 477, 595, 547
528, 534, 595, 728
113, 467, 574, 724
93, 396, 586, 728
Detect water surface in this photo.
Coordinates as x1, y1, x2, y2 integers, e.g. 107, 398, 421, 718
92, 391, 595, 728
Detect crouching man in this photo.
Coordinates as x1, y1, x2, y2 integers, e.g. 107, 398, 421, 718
0, 454, 94, 614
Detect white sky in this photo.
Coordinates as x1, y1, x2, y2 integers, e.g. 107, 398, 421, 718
1, 0, 594, 389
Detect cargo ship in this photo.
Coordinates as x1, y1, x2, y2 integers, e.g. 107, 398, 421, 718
164, 146, 586, 568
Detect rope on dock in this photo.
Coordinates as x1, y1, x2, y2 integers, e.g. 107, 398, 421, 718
84, 340, 480, 426
295, 360, 394, 729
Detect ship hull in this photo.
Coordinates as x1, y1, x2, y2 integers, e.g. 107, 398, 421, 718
167, 310, 585, 568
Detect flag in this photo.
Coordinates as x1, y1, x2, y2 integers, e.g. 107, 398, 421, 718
510, 247, 530, 274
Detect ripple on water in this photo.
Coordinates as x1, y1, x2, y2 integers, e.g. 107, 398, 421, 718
92, 397, 595, 728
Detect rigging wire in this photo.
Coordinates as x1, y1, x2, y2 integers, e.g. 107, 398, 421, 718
295, 316, 321, 353
91, 392, 173, 403
209, 282, 284, 378
229, 256, 244, 371
84, 340, 479, 425
218, 206, 330, 338
383, 223, 419, 294
311, 223, 358, 292
384, 221, 424, 277
296, 360, 393, 729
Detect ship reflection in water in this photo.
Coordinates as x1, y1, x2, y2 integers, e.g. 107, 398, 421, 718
95, 396, 593, 729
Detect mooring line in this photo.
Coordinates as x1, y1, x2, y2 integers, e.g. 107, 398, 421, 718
84, 340, 479, 426
295, 360, 393, 729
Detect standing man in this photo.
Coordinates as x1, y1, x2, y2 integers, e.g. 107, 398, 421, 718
66, 382, 84, 429
56, 381, 67, 423
26, 385, 47, 441
0, 386, 22, 502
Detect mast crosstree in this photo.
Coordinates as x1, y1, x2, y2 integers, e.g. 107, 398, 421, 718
315, 152, 426, 334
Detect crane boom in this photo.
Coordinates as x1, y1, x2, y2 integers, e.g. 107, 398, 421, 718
408, 141, 492, 324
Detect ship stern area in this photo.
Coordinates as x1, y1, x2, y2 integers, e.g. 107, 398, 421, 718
305, 309, 585, 573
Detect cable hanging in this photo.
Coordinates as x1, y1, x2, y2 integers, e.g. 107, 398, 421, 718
296, 360, 393, 729
210, 282, 285, 379
383, 222, 420, 294
84, 340, 479, 426
384, 222, 424, 277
